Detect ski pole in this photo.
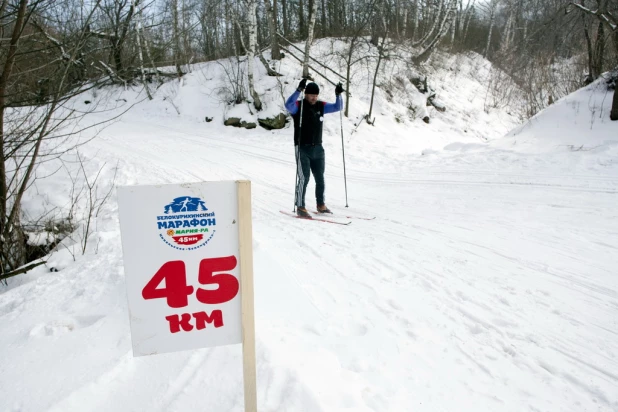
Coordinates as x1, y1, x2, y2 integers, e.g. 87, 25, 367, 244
293, 90, 305, 212
339, 100, 349, 208
293, 144, 299, 212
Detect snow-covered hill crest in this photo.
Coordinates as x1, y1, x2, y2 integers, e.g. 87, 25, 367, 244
499, 75, 618, 153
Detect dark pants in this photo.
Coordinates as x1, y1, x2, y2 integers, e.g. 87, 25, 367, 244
295, 144, 325, 208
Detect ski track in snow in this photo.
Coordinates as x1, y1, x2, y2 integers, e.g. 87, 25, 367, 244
2, 84, 618, 410
68, 115, 616, 411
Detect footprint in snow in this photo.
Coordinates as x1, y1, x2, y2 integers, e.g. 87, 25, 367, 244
28, 315, 105, 338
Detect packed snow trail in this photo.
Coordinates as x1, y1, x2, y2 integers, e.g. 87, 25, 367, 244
1, 66, 617, 411
60, 113, 618, 410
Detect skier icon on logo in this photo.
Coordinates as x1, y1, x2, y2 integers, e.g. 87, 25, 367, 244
179, 198, 191, 212
163, 196, 208, 214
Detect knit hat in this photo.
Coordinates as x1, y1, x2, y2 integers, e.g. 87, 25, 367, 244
305, 82, 320, 95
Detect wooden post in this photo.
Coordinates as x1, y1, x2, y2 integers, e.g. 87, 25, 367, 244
237, 180, 257, 412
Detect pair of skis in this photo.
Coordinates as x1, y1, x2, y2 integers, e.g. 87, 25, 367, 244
279, 209, 375, 225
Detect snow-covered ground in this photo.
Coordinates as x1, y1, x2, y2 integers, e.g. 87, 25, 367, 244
1, 45, 617, 412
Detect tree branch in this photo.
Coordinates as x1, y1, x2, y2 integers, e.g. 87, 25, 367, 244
0, 260, 46, 281
569, 3, 617, 31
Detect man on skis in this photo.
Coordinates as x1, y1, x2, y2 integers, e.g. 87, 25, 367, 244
285, 79, 344, 218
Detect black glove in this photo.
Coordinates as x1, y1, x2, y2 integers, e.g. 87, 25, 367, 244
335, 82, 345, 96
297, 78, 307, 92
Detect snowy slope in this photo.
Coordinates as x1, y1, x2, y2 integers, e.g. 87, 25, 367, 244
497, 76, 618, 152
1, 46, 617, 412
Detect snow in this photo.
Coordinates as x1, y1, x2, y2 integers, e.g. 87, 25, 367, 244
1, 41, 617, 412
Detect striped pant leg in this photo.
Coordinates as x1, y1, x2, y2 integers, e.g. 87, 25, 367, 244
295, 146, 311, 208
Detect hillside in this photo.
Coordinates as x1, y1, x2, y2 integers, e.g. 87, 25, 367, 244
1, 44, 617, 412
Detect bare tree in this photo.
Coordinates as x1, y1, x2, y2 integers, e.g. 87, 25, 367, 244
0, 0, 31, 273
246, 0, 263, 110
1, 0, 111, 275
75, 152, 118, 255
609, 75, 618, 120
264, 0, 282, 59
413, 0, 457, 64
569, 0, 618, 119
281, 0, 289, 37
170, 0, 184, 77
368, 0, 389, 122
339, 0, 378, 117
302, 0, 319, 77
367, 36, 387, 123
133, 0, 152, 99
89, 0, 141, 78
571, 1, 618, 59
483, 0, 500, 58
412, 0, 419, 40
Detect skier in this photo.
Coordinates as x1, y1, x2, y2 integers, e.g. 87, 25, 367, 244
285, 79, 344, 218
179, 197, 191, 212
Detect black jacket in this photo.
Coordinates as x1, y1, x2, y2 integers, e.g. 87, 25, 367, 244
291, 100, 325, 146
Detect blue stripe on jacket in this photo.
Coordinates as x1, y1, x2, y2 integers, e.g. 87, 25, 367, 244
285, 90, 343, 115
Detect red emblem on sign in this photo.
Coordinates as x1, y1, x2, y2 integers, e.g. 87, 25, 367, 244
172, 234, 204, 245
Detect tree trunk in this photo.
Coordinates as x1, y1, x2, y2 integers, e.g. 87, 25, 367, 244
414, 0, 454, 63
321, 0, 326, 36
593, 21, 605, 77
224, 0, 230, 54
484, 1, 497, 58
583, 14, 595, 80
614, 30, 618, 62
500, 12, 513, 52
415, 0, 444, 48
462, 1, 474, 44
0, 0, 8, 39
611, 87, 618, 121
172, 0, 183, 77
282, 0, 289, 37
449, 0, 457, 44
458, 0, 466, 35
133, 0, 152, 99
182, 0, 193, 72
0, 0, 29, 273
368, 37, 386, 123
246, 0, 262, 110
412, 0, 419, 40
141, 20, 160, 84
450, 5, 457, 46
113, 40, 124, 73
299, 0, 305, 37
213, 2, 219, 59
395, 0, 400, 38
264, 0, 281, 59
344, 37, 357, 117
573, 0, 617, 80
302, 0, 318, 78
113, 0, 138, 76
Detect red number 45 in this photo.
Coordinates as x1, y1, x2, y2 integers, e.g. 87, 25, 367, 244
142, 256, 239, 308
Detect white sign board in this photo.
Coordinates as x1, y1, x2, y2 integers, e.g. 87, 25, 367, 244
118, 181, 242, 356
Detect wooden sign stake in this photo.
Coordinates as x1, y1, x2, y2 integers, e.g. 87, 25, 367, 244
237, 180, 257, 412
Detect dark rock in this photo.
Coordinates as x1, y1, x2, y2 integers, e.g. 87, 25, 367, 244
258, 113, 287, 130
224, 117, 257, 129
224, 117, 241, 126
